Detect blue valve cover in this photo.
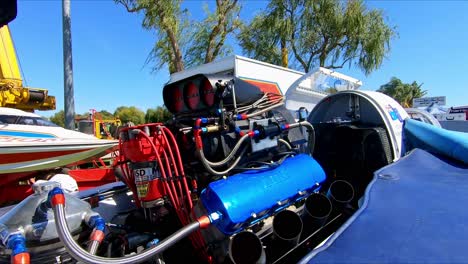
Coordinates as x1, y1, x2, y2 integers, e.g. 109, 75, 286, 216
201, 154, 326, 234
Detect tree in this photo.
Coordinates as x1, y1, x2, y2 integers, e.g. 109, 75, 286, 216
377, 77, 427, 108
238, 0, 291, 67
114, 0, 240, 73
75, 112, 90, 120
145, 106, 172, 123
96, 110, 115, 120
239, 0, 396, 74
50, 109, 122, 128
50, 110, 65, 127
114, 106, 146, 125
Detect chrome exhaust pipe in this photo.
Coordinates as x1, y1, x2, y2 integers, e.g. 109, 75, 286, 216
327, 180, 354, 212
229, 231, 266, 264
272, 209, 303, 251
302, 193, 332, 236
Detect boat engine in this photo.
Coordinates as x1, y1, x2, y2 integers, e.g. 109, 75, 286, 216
112, 74, 329, 263
0, 74, 358, 264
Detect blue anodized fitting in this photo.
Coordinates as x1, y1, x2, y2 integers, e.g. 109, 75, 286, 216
46, 187, 64, 208
88, 215, 106, 232
7, 234, 27, 257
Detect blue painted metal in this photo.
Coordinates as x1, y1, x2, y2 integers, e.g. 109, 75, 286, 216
201, 154, 326, 234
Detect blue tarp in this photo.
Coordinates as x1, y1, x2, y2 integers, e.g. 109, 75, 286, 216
300, 149, 468, 263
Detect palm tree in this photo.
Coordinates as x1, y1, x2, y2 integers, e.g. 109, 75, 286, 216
378, 77, 427, 107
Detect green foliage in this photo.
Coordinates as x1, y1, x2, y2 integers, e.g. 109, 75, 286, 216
115, 0, 240, 73
145, 106, 172, 123
49, 110, 65, 127
144, 0, 187, 73
239, 0, 396, 74
76, 112, 90, 120
49, 109, 120, 128
377, 77, 427, 108
114, 106, 146, 125
238, 13, 284, 67
184, 1, 241, 68
96, 110, 115, 120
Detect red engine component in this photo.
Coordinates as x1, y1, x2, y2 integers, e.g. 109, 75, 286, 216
118, 123, 207, 256
184, 82, 200, 110
173, 88, 185, 113
200, 78, 215, 107
119, 124, 189, 209
119, 128, 165, 204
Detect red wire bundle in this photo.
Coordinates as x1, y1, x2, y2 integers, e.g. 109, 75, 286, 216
118, 124, 208, 260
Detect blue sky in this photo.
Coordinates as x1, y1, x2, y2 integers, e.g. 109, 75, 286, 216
8, 0, 468, 117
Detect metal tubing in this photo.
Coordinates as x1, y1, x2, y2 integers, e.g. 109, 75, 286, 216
201, 133, 250, 167
87, 240, 99, 255
302, 193, 332, 236
327, 180, 355, 212
278, 138, 293, 150
288, 121, 315, 154
229, 231, 266, 264
53, 203, 202, 264
246, 102, 285, 119
272, 210, 303, 250
197, 146, 248, 176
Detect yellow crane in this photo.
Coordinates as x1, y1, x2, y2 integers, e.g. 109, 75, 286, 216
0, 25, 55, 111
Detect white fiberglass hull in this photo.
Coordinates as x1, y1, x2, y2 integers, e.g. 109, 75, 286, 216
0, 137, 118, 174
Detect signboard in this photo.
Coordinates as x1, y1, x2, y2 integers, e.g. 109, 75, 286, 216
413, 96, 446, 107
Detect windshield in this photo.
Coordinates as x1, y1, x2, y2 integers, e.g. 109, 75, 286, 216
0, 115, 59, 127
